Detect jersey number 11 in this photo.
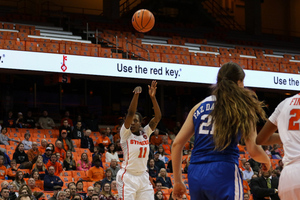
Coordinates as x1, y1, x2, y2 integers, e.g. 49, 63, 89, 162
138, 147, 147, 158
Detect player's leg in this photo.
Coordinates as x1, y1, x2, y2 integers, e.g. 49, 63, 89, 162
188, 162, 243, 200
136, 172, 154, 200
278, 163, 300, 200
117, 169, 137, 200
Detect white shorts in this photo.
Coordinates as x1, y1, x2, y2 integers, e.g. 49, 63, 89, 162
278, 161, 300, 200
116, 168, 154, 200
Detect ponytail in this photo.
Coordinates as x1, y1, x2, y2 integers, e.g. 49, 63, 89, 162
209, 62, 267, 151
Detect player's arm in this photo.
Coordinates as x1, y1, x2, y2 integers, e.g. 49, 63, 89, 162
148, 81, 162, 131
172, 103, 199, 199
257, 100, 283, 146
123, 86, 142, 129
256, 120, 282, 145
244, 125, 271, 170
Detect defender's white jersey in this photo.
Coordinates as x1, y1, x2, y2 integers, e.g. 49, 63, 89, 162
269, 93, 300, 164
120, 124, 153, 174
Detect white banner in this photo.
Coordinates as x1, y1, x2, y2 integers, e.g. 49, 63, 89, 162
0, 49, 299, 91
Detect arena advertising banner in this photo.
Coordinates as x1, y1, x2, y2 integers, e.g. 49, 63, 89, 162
0, 49, 299, 91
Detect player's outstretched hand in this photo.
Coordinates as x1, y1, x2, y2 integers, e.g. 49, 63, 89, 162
148, 80, 157, 98
172, 182, 187, 200
133, 86, 142, 94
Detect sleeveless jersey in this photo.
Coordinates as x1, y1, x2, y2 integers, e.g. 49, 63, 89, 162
269, 93, 300, 164
191, 95, 241, 165
120, 124, 153, 175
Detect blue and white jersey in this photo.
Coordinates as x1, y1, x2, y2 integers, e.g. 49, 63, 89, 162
190, 95, 241, 165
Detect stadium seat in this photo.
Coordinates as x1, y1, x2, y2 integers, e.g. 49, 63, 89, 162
6, 150, 13, 160
170, 178, 174, 185
6, 145, 15, 151
81, 149, 92, 156
141, 44, 152, 50
118, 162, 122, 167
44, 192, 54, 199
72, 171, 87, 181
294, 55, 300, 60
11, 141, 19, 146
162, 57, 174, 63
80, 50, 91, 56
83, 182, 94, 191
244, 154, 251, 159
7, 128, 18, 133
191, 58, 201, 65
14, 45, 25, 51
74, 148, 83, 154
3, 44, 15, 50
271, 63, 279, 72
62, 182, 71, 189
19, 128, 35, 135
32, 130, 45, 138
61, 176, 73, 182
236, 59, 247, 69
161, 188, 171, 195
44, 129, 59, 138
3, 23, 14, 29
200, 46, 212, 52
265, 49, 273, 54
91, 132, 99, 137
270, 159, 280, 168
90, 135, 99, 142
112, 53, 123, 59
31, 30, 40, 35
9, 132, 21, 138
100, 51, 110, 58
24, 178, 29, 183
290, 65, 299, 74
45, 138, 56, 145
31, 137, 42, 143
72, 139, 81, 148
102, 162, 110, 171
18, 169, 30, 175
135, 51, 145, 59
61, 171, 72, 177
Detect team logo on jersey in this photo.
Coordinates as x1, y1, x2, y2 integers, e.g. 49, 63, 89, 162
143, 135, 147, 139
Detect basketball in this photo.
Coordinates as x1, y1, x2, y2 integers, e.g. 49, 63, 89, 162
132, 9, 155, 33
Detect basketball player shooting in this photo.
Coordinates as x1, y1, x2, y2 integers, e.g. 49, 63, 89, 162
116, 80, 162, 200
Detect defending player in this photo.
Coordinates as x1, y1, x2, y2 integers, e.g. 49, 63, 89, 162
116, 80, 161, 200
256, 93, 300, 200
171, 62, 271, 200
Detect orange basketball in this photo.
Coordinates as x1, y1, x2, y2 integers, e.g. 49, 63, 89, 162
132, 9, 155, 33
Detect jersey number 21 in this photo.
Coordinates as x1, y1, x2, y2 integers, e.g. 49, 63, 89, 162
199, 114, 214, 134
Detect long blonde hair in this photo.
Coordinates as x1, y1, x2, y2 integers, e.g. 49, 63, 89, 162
34, 160, 46, 171
65, 150, 75, 165
210, 62, 266, 151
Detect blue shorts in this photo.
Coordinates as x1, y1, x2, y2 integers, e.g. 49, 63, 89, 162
188, 162, 243, 200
